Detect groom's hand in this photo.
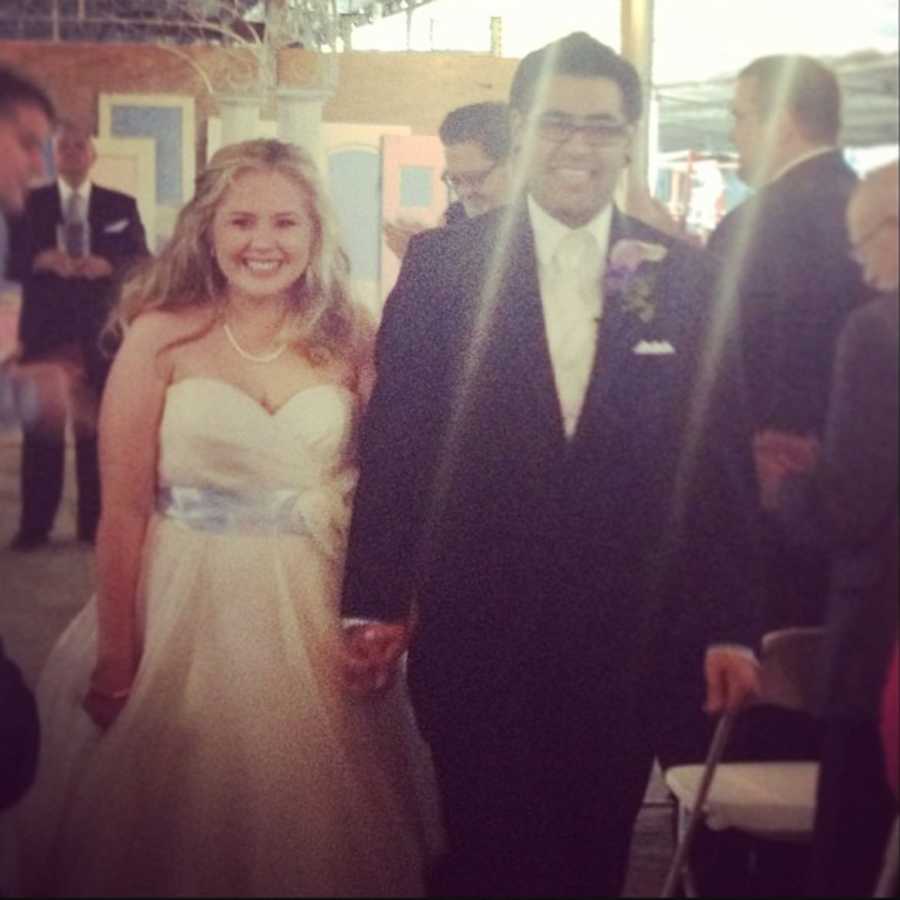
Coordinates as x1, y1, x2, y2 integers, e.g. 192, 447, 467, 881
704, 647, 761, 715
341, 622, 410, 696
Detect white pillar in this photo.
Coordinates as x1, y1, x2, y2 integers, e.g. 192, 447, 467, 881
216, 95, 263, 148
620, 0, 657, 203
276, 88, 332, 173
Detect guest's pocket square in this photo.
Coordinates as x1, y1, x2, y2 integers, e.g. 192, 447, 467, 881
103, 219, 130, 234
632, 339, 676, 355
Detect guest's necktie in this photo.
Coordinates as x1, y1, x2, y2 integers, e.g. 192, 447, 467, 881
65, 190, 84, 225
61, 190, 89, 258
547, 229, 603, 438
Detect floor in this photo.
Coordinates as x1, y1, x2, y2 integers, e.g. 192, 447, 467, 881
0, 435, 675, 897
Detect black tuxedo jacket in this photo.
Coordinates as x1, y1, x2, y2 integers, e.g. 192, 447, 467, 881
708, 150, 872, 434
9, 182, 148, 379
342, 202, 763, 741
779, 294, 899, 719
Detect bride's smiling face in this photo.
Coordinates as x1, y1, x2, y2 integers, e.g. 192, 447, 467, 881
212, 168, 315, 303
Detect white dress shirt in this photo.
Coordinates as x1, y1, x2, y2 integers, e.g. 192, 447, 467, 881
768, 145, 837, 185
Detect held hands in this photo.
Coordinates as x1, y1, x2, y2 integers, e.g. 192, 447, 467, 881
34, 248, 77, 278
77, 255, 114, 279
704, 648, 761, 716
753, 429, 821, 511
33, 249, 113, 280
341, 621, 411, 697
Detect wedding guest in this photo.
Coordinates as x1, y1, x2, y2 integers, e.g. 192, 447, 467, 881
8, 119, 148, 550
756, 160, 899, 897
0, 63, 54, 820
710, 55, 872, 635
17, 139, 439, 896
383, 101, 512, 258
0, 66, 62, 433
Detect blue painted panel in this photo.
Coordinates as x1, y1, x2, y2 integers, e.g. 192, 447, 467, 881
399, 166, 433, 208
110, 106, 183, 205
328, 149, 381, 281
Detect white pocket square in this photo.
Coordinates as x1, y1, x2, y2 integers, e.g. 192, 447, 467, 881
103, 219, 130, 234
632, 339, 676, 355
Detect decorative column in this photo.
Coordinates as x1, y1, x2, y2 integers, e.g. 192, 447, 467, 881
620, 0, 657, 206
276, 88, 332, 172
216, 94, 263, 148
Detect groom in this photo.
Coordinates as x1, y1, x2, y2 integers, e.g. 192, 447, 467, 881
342, 33, 762, 896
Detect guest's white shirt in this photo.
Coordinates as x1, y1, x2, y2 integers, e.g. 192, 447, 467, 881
57, 178, 92, 219
769, 146, 837, 185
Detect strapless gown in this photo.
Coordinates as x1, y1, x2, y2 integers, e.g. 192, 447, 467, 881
16, 378, 440, 897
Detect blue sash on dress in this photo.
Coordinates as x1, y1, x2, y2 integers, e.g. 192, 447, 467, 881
156, 485, 310, 535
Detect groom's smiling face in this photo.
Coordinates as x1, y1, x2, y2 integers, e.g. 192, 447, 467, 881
511, 74, 634, 228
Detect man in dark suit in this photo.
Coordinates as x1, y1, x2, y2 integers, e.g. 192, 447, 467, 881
8, 119, 147, 549
341, 33, 763, 896
757, 161, 899, 897
0, 63, 54, 820
708, 55, 872, 634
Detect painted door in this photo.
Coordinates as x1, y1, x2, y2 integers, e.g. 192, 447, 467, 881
380, 134, 449, 305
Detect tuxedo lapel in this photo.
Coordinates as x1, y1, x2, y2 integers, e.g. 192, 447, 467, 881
88, 184, 106, 235
46, 184, 63, 229
575, 210, 653, 431
488, 206, 567, 447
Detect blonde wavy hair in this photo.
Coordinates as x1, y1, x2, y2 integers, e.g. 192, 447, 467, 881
113, 139, 358, 364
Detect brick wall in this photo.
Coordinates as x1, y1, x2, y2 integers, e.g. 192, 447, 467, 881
0, 42, 518, 159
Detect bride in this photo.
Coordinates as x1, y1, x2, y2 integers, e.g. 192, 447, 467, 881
17, 139, 439, 897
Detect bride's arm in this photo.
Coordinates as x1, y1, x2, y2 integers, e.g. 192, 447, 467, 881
85, 312, 174, 728
349, 301, 377, 405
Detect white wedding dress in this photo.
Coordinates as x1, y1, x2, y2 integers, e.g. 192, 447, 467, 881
17, 377, 440, 897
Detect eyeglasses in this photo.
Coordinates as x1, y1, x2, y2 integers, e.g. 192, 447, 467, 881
441, 160, 501, 192
533, 113, 631, 146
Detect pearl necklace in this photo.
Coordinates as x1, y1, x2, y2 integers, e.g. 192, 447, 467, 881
223, 322, 288, 364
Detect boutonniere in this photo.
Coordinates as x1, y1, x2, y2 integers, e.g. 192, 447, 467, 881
604, 239, 669, 324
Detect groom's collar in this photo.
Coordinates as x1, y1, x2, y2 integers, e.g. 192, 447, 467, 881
526, 195, 614, 269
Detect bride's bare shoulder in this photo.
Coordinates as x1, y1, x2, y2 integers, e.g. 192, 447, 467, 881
126, 306, 217, 352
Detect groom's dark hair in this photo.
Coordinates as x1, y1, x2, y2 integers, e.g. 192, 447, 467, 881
509, 32, 643, 124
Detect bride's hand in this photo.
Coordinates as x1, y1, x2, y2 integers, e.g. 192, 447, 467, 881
82, 684, 130, 729
83, 659, 134, 728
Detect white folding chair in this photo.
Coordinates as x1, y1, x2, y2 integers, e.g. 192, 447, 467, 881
661, 627, 826, 898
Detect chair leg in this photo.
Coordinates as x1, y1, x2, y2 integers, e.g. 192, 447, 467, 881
660, 713, 737, 898
873, 814, 899, 898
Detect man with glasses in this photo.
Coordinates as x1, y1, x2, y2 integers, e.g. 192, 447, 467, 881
383, 101, 511, 258
342, 32, 762, 896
